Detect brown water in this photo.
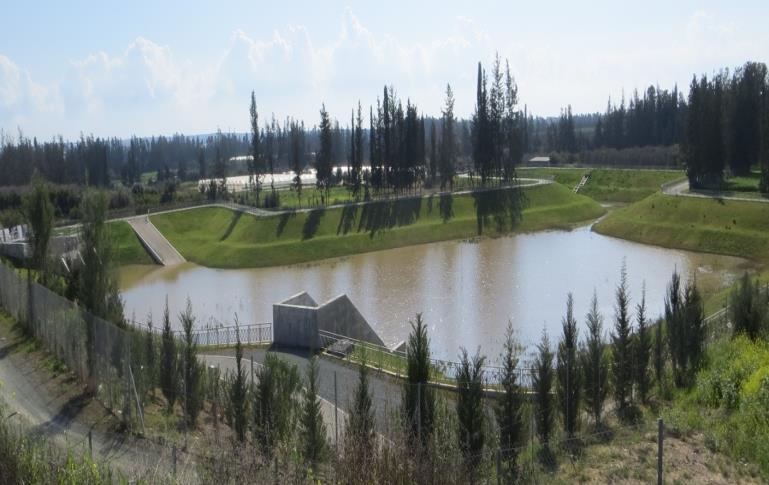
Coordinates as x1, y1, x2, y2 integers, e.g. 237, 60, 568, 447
120, 224, 752, 361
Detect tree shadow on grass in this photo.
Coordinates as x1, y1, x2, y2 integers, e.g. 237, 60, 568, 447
439, 193, 454, 223
219, 210, 243, 242
357, 196, 422, 238
336, 204, 358, 235
472, 187, 527, 236
276, 211, 296, 238
302, 208, 325, 240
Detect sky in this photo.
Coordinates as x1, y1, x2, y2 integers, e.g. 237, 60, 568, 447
1, 0, 768, 140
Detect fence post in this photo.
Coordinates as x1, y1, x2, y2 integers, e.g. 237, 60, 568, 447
496, 449, 502, 485
251, 354, 254, 387
334, 371, 339, 454
657, 418, 664, 485
88, 430, 92, 458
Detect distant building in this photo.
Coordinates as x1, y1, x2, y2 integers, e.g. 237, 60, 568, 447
527, 156, 551, 167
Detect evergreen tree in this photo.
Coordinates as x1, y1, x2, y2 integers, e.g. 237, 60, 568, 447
180, 299, 203, 427
582, 291, 609, 426
556, 293, 580, 438
160, 297, 177, 412
344, 353, 376, 466
24, 179, 54, 279
731, 272, 768, 339
197, 147, 206, 180
533, 329, 555, 453
231, 319, 248, 442
316, 105, 333, 203
429, 122, 438, 186
665, 270, 686, 387
635, 284, 652, 403
611, 263, 634, 414
496, 322, 524, 482
503, 60, 522, 182
300, 357, 327, 464
683, 279, 706, 383
456, 347, 486, 476
144, 313, 156, 398
654, 316, 664, 388
439, 84, 457, 190
254, 353, 301, 452
403, 313, 434, 444
249, 91, 263, 205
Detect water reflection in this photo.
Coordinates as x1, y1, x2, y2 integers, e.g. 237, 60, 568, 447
120, 225, 752, 361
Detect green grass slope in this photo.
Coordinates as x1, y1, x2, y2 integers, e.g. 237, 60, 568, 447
152, 183, 604, 268
594, 193, 769, 261
520, 168, 684, 203
107, 221, 154, 266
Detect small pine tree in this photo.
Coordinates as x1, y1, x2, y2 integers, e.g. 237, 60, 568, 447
654, 317, 664, 389
611, 264, 634, 414
556, 293, 581, 438
345, 353, 375, 459
254, 353, 301, 452
581, 291, 608, 426
533, 329, 555, 453
731, 272, 768, 339
144, 312, 156, 398
665, 270, 686, 387
300, 357, 328, 464
683, 279, 705, 384
180, 299, 203, 427
403, 313, 434, 444
635, 284, 652, 403
496, 323, 524, 482
456, 347, 486, 475
159, 297, 177, 412
231, 319, 248, 442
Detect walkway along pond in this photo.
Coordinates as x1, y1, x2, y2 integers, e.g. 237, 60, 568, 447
120, 223, 753, 362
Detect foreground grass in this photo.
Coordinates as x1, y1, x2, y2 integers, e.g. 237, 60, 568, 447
519, 167, 683, 203
151, 183, 604, 268
108, 221, 155, 266
594, 192, 769, 261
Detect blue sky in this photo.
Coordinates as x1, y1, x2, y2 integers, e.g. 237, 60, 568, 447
1, 0, 767, 139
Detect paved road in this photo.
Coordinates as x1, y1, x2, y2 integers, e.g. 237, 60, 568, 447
0, 331, 193, 481
662, 178, 769, 203
127, 216, 186, 266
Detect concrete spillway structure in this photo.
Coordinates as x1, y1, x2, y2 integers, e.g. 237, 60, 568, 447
272, 292, 385, 349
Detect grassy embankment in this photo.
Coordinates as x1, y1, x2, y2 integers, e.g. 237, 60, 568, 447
519, 167, 684, 203
594, 192, 769, 261
151, 183, 604, 268
107, 221, 155, 266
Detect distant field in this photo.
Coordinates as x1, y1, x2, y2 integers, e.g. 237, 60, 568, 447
151, 183, 604, 268
108, 221, 154, 265
519, 167, 684, 203
594, 192, 769, 261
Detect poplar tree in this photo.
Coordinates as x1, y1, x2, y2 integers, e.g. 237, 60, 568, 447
582, 291, 608, 426
24, 179, 54, 278
611, 264, 633, 414
556, 293, 580, 438
249, 91, 263, 206
317, 105, 333, 203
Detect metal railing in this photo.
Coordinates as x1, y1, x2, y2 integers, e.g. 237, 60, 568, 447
130, 319, 272, 348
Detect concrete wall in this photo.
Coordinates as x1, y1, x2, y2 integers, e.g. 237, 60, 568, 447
317, 294, 384, 346
272, 302, 319, 348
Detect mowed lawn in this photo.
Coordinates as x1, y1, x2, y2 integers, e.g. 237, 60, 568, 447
519, 167, 684, 203
151, 183, 604, 268
594, 192, 769, 261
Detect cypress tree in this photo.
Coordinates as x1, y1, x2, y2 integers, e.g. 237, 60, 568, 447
635, 284, 652, 403
683, 280, 705, 384
496, 322, 524, 482
556, 293, 580, 438
581, 291, 608, 426
440, 84, 457, 190
144, 313, 156, 398
24, 179, 54, 278
731, 272, 768, 339
665, 270, 686, 387
300, 357, 328, 464
344, 354, 375, 467
533, 329, 554, 454
456, 347, 486, 476
231, 319, 248, 442
159, 297, 177, 412
180, 299, 203, 427
611, 264, 634, 414
403, 313, 434, 444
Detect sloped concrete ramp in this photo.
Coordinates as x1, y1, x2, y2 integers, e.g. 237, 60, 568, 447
127, 217, 186, 266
